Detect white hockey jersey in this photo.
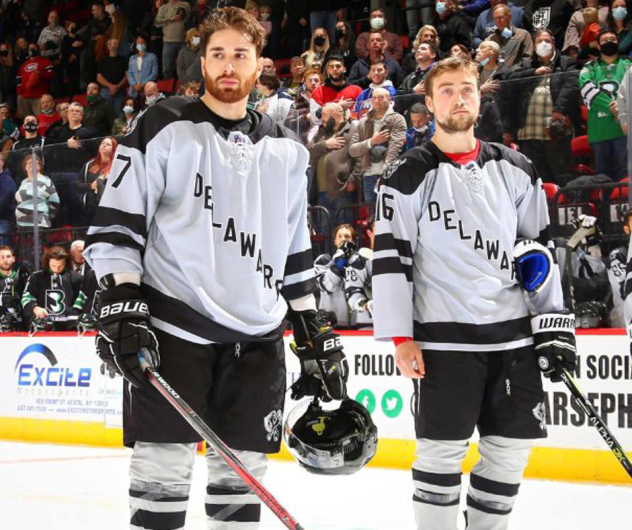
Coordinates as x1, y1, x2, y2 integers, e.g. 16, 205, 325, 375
373, 141, 564, 351
345, 249, 373, 326
84, 97, 315, 343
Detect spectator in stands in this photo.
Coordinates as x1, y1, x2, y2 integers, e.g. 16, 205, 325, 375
74, 2, 112, 88
348, 32, 405, 89
78, 135, 117, 223
301, 27, 331, 72
508, 28, 579, 180
255, 72, 294, 123
284, 57, 306, 91
37, 10, 66, 96
349, 88, 407, 203
45, 102, 69, 139
261, 57, 276, 74
16, 44, 55, 120
0, 154, 17, 246
285, 68, 322, 143
563, 0, 608, 57
70, 240, 91, 276
523, 0, 573, 51
406, 1, 435, 44
61, 20, 81, 99
11, 115, 46, 185
433, 0, 473, 54
143, 81, 166, 109
36, 94, 59, 137
154, 0, 190, 79
580, 29, 630, 180
327, 20, 356, 72
285, 0, 310, 57
15, 154, 59, 228
177, 28, 203, 85
311, 55, 363, 120
477, 40, 512, 93
308, 0, 345, 42
97, 38, 129, 115
403, 25, 440, 74
404, 102, 433, 151
127, 35, 159, 99
0, 42, 16, 111
21, 245, 82, 330
112, 98, 138, 136
353, 61, 398, 119
179, 81, 202, 96
356, 8, 404, 63
485, 4, 534, 68
397, 42, 438, 116
606, 0, 632, 56
473, 0, 525, 48
84, 82, 116, 137
308, 101, 358, 220
450, 43, 472, 59
13, 37, 29, 69
103, 10, 135, 60
0, 105, 19, 144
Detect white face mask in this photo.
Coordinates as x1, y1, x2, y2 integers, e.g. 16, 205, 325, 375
413, 125, 428, 133
370, 17, 385, 30
146, 95, 157, 105
260, 13, 270, 20
191, 36, 200, 46
123, 105, 134, 114
535, 41, 553, 58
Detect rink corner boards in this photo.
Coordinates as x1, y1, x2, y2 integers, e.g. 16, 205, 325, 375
0, 330, 631, 485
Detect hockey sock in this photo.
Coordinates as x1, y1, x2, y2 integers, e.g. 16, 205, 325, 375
465, 436, 532, 530
412, 438, 469, 530
206, 447, 267, 530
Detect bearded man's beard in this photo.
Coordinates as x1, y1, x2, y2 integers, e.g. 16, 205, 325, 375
206, 71, 258, 103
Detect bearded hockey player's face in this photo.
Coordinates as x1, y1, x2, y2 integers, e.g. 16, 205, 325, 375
0, 250, 14, 273
426, 69, 480, 134
201, 28, 262, 104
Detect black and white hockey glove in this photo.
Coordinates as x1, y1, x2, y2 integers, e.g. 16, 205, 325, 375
96, 284, 159, 389
531, 312, 577, 383
289, 309, 348, 401
330, 240, 356, 278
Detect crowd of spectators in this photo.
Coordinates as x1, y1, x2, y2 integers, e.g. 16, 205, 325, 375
0, 0, 630, 330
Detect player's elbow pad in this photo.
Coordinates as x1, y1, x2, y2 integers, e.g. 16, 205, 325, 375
514, 239, 553, 293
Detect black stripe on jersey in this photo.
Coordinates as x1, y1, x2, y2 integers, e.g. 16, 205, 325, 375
282, 277, 316, 301
284, 249, 314, 277
144, 283, 285, 342
469, 474, 520, 497
413, 492, 460, 507
85, 232, 145, 253
466, 494, 513, 515
130, 509, 186, 530
205, 503, 261, 522
373, 256, 413, 282
374, 233, 413, 259
413, 316, 531, 345
412, 469, 462, 487
380, 149, 434, 196
91, 206, 147, 239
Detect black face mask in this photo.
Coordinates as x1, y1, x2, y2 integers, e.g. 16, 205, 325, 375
0, 50, 8, 58
324, 118, 336, 135
600, 41, 619, 57
24, 123, 38, 133
334, 29, 345, 41
29, 49, 39, 57
314, 36, 326, 47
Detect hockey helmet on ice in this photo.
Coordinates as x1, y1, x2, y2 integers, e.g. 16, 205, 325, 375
283, 397, 377, 476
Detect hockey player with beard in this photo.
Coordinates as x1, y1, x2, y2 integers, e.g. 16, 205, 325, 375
21, 245, 82, 330
83, 8, 349, 530
0, 246, 30, 330
345, 217, 375, 327
372, 57, 576, 530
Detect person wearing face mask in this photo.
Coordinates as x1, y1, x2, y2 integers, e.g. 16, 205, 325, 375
326, 20, 356, 72
307, 102, 358, 223
97, 38, 129, 115
355, 8, 404, 62
432, 0, 473, 54
10, 115, 47, 185
472, 41, 506, 143
473, 0, 525, 48
35, 94, 59, 136
301, 28, 331, 71
127, 35, 159, 99
143, 81, 166, 109
606, 0, 632, 55
523, 0, 573, 51
15, 45, 55, 120
580, 29, 630, 180
562, 0, 608, 58
177, 28, 203, 85
404, 102, 433, 151
485, 4, 533, 68
83, 82, 117, 137
112, 98, 138, 136
505, 28, 580, 181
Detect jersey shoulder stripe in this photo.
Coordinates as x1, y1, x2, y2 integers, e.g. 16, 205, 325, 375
381, 143, 441, 195
480, 141, 539, 185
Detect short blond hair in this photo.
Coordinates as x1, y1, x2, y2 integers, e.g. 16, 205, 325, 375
425, 57, 480, 98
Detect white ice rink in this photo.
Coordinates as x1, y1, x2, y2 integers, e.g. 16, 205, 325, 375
0, 441, 630, 530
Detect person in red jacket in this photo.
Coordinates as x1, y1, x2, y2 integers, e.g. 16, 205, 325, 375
16, 44, 55, 120
310, 55, 362, 122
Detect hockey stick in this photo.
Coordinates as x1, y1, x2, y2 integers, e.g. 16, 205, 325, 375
138, 349, 306, 530
558, 367, 632, 480
565, 224, 597, 312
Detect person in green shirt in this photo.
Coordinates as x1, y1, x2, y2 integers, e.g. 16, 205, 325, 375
579, 29, 631, 179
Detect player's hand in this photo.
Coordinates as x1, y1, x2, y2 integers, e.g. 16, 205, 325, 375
531, 313, 576, 383
290, 329, 349, 401
33, 306, 48, 319
396, 341, 424, 379
96, 284, 160, 389
359, 299, 373, 317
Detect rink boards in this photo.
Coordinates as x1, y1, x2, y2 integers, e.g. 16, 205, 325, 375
0, 330, 630, 485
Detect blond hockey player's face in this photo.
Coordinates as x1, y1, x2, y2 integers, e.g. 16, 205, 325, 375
0, 250, 14, 273
201, 28, 262, 104
426, 70, 480, 134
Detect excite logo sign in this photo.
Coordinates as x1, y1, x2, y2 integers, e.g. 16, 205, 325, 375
14, 343, 92, 387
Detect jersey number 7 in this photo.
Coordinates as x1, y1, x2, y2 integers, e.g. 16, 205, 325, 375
111, 154, 132, 189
